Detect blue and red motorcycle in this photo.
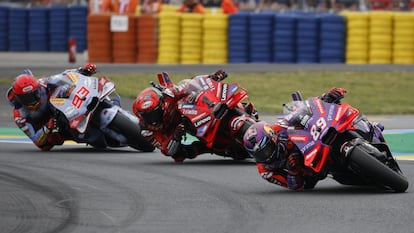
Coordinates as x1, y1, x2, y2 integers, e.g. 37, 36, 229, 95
276, 91, 408, 192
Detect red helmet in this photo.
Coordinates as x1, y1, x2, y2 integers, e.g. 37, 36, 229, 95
132, 87, 164, 129
12, 74, 41, 109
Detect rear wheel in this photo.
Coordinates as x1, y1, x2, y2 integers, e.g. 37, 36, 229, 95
108, 112, 155, 152
347, 142, 408, 193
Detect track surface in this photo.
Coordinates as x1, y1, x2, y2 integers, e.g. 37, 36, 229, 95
1, 52, 413, 233
1, 143, 413, 233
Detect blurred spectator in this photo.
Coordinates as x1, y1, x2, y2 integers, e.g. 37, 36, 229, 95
257, 0, 292, 10
202, 0, 221, 7
237, 0, 260, 11
369, 0, 391, 9
89, 0, 138, 13
390, 0, 407, 10
333, 0, 358, 10
141, 0, 162, 13
221, 0, 239, 13
408, 0, 414, 10
113, 0, 139, 13
177, 0, 207, 13
89, 0, 113, 13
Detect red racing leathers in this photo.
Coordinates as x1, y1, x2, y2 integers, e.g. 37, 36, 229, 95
138, 76, 213, 162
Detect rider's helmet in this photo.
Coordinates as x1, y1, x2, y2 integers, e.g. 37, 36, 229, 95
132, 87, 164, 129
243, 121, 279, 163
12, 74, 41, 110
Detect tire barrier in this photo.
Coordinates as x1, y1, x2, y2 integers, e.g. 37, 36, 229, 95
87, 14, 112, 63
180, 13, 203, 64
3, 5, 414, 65
157, 12, 180, 64
202, 14, 228, 64
228, 13, 249, 63
136, 15, 158, 63
112, 14, 137, 63
68, 6, 88, 52
28, 8, 49, 51
393, 13, 414, 64
0, 6, 9, 51
8, 8, 28, 51
341, 12, 369, 64
49, 6, 69, 52
273, 14, 296, 63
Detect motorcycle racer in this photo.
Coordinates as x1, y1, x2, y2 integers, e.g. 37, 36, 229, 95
132, 69, 259, 162
243, 88, 347, 191
5, 63, 104, 151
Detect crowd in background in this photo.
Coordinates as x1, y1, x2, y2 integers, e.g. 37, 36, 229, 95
1, 0, 414, 14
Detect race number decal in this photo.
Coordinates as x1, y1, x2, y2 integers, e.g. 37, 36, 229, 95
72, 86, 90, 109
310, 117, 327, 141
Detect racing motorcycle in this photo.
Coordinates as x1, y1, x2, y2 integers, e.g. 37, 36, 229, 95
48, 70, 154, 152
153, 72, 258, 160
277, 91, 408, 192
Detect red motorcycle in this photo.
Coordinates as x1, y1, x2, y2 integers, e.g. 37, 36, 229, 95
154, 72, 258, 160
278, 91, 408, 192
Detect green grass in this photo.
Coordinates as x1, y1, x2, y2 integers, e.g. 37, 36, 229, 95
2, 71, 414, 114
106, 71, 414, 114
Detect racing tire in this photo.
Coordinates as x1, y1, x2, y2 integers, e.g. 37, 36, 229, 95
348, 143, 409, 193
109, 112, 155, 152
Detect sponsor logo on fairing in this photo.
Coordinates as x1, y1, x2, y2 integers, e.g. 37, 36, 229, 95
194, 115, 211, 127
314, 99, 325, 115
327, 105, 335, 121
179, 104, 196, 109
221, 84, 228, 101
183, 109, 198, 115
301, 141, 316, 154
206, 78, 215, 90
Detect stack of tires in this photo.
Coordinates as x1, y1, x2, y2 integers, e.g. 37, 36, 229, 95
342, 12, 369, 64
112, 15, 136, 63
8, 8, 28, 51
369, 11, 393, 64
273, 13, 296, 63
29, 8, 49, 51
393, 13, 414, 64
319, 13, 345, 63
180, 13, 203, 64
0, 6, 8, 51
87, 14, 112, 63
249, 13, 273, 63
296, 13, 319, 63
49, 6, 69, 51
136, 15, 158, 63
202, 14, 228, 64
68, 6, 88, 52
157, 12, 180, 64
228, 12, 249, 63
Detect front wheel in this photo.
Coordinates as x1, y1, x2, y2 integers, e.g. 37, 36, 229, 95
108, 112, 155, 152
347, 141, 409, 193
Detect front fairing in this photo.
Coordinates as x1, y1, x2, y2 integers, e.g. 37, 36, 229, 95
49, 72, 115, 134
283, 98, 360, 173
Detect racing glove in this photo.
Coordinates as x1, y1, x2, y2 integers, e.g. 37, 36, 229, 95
286, 152, 303, 175
321, 87, 347, 104
43, 118, 57, 134
78, 63, 97, 76
209, 69, 228, 82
